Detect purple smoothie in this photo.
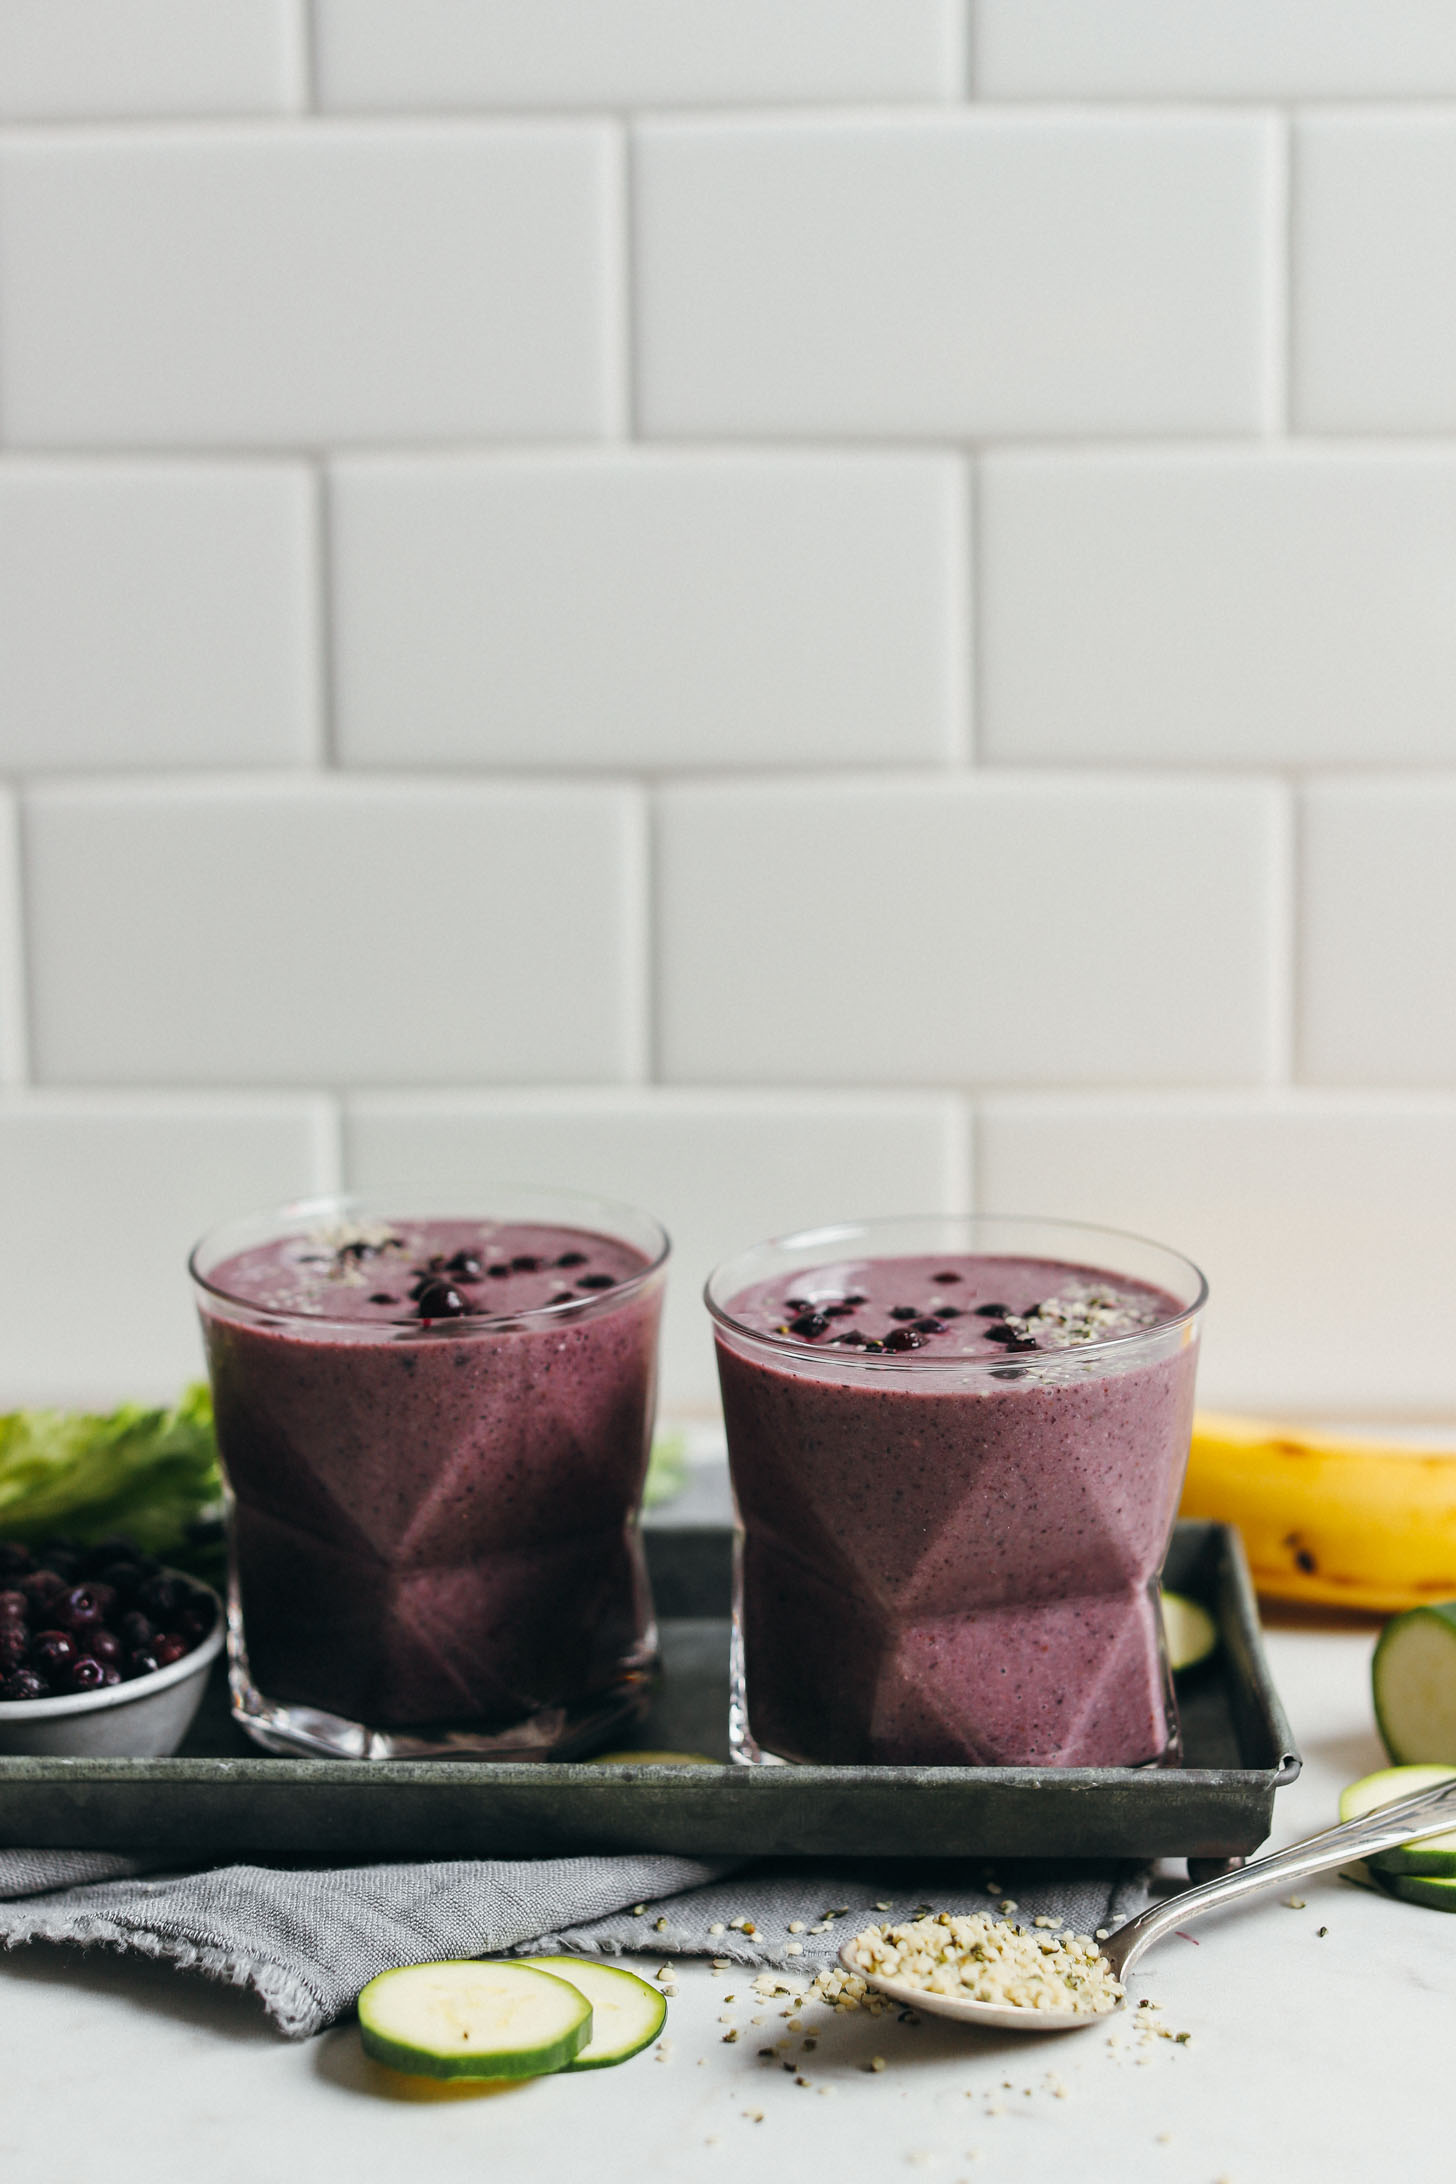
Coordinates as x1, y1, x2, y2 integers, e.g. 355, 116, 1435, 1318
195, 1209, 665, 1747
713, 1245, 1200, 1769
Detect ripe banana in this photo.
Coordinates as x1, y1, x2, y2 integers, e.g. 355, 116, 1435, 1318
1180, 1412, 1456, 1613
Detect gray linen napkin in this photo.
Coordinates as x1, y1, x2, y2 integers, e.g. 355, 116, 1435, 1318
0, 1849, 1146, 2038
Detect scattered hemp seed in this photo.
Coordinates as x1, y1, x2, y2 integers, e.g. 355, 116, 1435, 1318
722, 2030, 739, 2044
662, 1984, 679, 1999
712, 1958, 732, 1971
653, 1917, 668, 1932
742, 2110, 764, 2124
1318, 1926, 1329, 1938
655, 1965, 671, 1980
875, 1901, 893, 1913
785, 1941, 804, 1956
867, 2056, 887, 2072
788, 1920, 805, 1933
845, 1914, 1124, 2017
1284, 1897, 1306, 1910
998, 1900, 1019, 1916
708, 1922, 725, 1936
631, 1904, 646, 1917
1095, 1929, 1110, 1941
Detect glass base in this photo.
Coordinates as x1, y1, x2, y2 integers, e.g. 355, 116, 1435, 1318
227, 1600, 656, 1762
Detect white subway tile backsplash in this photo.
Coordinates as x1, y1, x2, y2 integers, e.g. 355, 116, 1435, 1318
636, 114, 1272, 439
657, 777, 1283, 1087
0, 0, 301, 120
315, 0, 963, 111
0, 1094, 328, 1405
0, 125, 615, 448
24, 780, 644, 1086
331, 452, 964, 772
979, 1092, 1456, 1416
1296, 115, 1456, 433
0, 462, 317, 772
976, 0, 1456, 99
345, 1088, 964, 1411
1301, 779, 1456, 1084
981, 448, 1456, 767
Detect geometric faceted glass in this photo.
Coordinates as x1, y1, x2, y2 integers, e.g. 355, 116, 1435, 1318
191, 1188, 668, 1760
706, 1215, 1206, 1770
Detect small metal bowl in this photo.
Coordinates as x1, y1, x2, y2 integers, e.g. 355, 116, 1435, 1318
0, 1572, 223, 1759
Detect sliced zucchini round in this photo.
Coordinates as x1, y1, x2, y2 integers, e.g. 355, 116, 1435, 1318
1382, 1868, 1456, 1914
516, 1956, 666, 2070
1339, 1763, 1456, 1876
358, 1960, 591, 2080
1374, 1603, 1456, 1764
1162, 1589, 1218, 1673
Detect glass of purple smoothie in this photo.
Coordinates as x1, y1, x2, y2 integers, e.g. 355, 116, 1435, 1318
707, 1215, 1206, 1771
190, 1189, 668, 1760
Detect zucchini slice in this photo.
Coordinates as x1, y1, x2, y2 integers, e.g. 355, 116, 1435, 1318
1162, 1589, 1218, 1673
1383, 1869, 1456, 1913
1340, 1763, 1456, 1877
516, 1956, 666, 2070
1374, 1603, 1456, 1764
358, 1960, 591, 2080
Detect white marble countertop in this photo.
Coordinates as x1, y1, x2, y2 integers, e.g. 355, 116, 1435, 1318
0, 1613, 1443, 2184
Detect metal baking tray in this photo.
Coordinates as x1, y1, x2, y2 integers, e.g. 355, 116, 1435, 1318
0, 1519, 1297, 1861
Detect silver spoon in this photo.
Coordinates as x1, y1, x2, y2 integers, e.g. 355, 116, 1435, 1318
840, 1770, 1456, 2033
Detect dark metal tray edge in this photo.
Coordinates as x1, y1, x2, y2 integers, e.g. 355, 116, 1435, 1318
0, 1520, 1300, 1862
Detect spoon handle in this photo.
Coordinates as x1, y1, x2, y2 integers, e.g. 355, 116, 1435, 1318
1104, 1771, 1456, 1978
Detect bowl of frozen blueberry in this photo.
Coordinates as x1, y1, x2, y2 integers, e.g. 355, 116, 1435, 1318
0, 1536, 223, 1758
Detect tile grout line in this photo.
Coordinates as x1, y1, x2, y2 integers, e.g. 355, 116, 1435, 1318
623, 783, 654, 1086
309, 458, 338, 767
290, 0, 318, 115
1265, 106, 1294, 437
961, 447, 980, 765
605, 118, 635, 442
0, 788, 30, 1087
312, 1089, 345, 1192
1267, 779, 1299, 1086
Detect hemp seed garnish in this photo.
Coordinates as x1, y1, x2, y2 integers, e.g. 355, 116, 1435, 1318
845, 1913, 1125, 2017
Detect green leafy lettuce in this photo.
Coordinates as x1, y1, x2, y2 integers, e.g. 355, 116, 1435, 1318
0, 1382, 221, 1563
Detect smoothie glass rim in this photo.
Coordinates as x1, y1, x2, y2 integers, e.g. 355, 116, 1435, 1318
190, 1186, 670, 1332
705, 1211, 1207, 1373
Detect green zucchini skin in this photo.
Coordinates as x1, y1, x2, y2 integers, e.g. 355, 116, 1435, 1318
516, 1956, 667, 2069
1374, 1602, 1456, 1766
1340, 1764, 1456, 1877
358, 1961, 592, 2080
1382, 1870, 1456, 1914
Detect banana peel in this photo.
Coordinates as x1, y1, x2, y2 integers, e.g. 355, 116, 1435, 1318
1181, 1411, 1456, 1613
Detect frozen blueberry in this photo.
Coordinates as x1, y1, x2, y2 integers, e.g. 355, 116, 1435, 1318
20, 1570, 67, 1610
69, 1657, 106, 1691
137, 1574, 186, 1623
368, 1293, 397, 1306
0, 1628, 27, 1670
413, 1278, 467, 1319
54, 1583, 115, 1634
0, 1543, 32, 1581
0, 1591, 27, 1622
556, 1251, 588, 1268
486, 1264, 513, 1280
0, 1670, 45, 1701
788, 1312, 830, 1339
974, 1303, 1012, 1318
883, 1327, 925, 1353
511, 1254, 541, 1273
119, 1611, 155, 1652
577, 1273, 616, 1291
153, 1635, 190, 1668
913, 1318, 946, 1334
445, 1251, 483, 1279
931, 1271, 963, 1284
30, 1631, 78, 1680
125, 1652, 160, 1681
90, 1629, 122, 1667
888, 1306, 920, 1322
